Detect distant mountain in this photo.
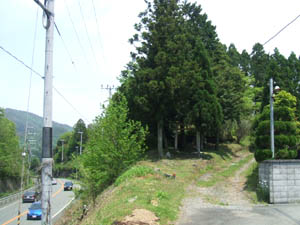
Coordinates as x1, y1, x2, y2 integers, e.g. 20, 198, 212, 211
4, 108, 73, 157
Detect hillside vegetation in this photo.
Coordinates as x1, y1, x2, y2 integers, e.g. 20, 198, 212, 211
52, 0, 300, 224
5, 108, 72, 157
56, 144, 259, 225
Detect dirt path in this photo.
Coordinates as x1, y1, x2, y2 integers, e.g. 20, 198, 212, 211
176, 152, 256, 225
217, 157, 255, 206
195, 151, 255, 206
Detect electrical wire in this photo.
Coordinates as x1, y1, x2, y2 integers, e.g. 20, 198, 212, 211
53, 87, 91, 124
263, 13, 300, 47
62, 0, 90, 65
77, 0, 101, 72
90, 0, 106, 63
0, 45, 91, 124
54, 22, 77, 68
0, 45, 43, 78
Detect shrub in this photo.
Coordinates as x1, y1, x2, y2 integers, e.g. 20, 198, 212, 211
252, 91, 298, 162
114, 165, 154, 186
276, 148, 297, 159
254, 149, 272, 162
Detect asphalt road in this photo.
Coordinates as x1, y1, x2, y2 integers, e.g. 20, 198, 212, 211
0, 178, 74, 225
177, 199, 300, 225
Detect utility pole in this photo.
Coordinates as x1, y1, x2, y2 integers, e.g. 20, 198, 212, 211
78, 131, 83, 155
75, 146, 79, 180
101, 84, 115, 99
60, 139, 64, 162
270, 78, 275, 159
34, 0, 55, 224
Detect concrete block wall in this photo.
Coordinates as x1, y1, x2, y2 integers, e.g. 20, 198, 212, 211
259, 160, 300, 204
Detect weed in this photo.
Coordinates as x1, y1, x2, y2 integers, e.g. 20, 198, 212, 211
114, 165, 154, 186
156, 191, 169, 200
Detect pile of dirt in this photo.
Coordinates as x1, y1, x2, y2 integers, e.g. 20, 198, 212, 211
113, 209, 159, 225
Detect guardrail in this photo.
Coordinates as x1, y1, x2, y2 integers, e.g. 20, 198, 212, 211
0, 186, 36, 208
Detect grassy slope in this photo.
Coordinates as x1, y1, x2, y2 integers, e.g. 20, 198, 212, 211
56, 143, 259, 225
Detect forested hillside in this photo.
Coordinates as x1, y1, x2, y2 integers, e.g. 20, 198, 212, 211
0, 108, 22, 180
5, 108, 72, 157
118, 0, 300, 159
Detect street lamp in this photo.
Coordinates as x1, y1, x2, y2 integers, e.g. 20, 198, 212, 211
78, 131, 83, 155
270, 77, 280, 159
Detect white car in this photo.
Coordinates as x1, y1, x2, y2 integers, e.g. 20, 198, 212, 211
51, 178, 57, 185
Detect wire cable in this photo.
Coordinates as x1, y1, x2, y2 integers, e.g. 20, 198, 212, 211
0, 45, 91, 124
0, 45, 43, 78
54, 22, 77, 67
53, 87, 91, 124
90, 0, 106, 63
263, 13, 300, 47
62, 0, 90, 65
77, 0, 101, 72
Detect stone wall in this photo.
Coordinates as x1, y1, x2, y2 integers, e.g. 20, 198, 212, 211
0, 178, 20, 193
259, 160, 300, 203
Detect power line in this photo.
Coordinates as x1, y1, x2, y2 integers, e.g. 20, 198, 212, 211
263, 13, 300, 47
54, 22, 77, 68
77, 0, 101, 72
53, 86, 91, 124
90, 0, 106, 62
62, 0, 90, 65
0, 45, 43, 78
0, 45, 91, 124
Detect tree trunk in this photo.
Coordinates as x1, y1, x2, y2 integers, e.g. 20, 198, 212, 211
196, 130, 201, 157
157, 119, 164, 158
164, 131, 169, 152
216, 129, 219, 150
200, 132, 204, 150
174, 129, 178, 150
180, 122, 186, 148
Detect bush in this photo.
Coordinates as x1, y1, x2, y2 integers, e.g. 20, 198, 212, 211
254, 149, 272, 162
276, 148, 297, 159
79, 94, 148, 203
252, 91, 298, 162
114, 165, 154, 186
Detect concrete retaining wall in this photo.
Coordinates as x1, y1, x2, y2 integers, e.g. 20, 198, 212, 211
259, 160, 300, 203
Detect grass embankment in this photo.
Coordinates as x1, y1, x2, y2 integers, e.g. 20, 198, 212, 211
56, 144, 258, 225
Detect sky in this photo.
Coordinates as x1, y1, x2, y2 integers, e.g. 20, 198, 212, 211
1, 0, 300, 127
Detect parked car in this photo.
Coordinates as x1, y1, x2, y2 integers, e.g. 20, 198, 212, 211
27, 201, 42, 220
22, 191, 38, 203
64, 181, 73, 191
51, 178, 57, 185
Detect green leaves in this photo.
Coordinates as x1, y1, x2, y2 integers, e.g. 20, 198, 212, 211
0, 108, 22, 178
80, 94, 148, 201
253, 91, 299, 161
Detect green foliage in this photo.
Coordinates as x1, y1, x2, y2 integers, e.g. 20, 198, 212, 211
276, 148, 297, 159
4, 108, 72, 158
253, 91, 298, 161
156, 190, 169, 200
80, 94, 148, 202
0, 108, 22, 178
114, 165, 154, 186
67, 119, 87, 159
254, 149, 272, 162
120, 0, 224, 154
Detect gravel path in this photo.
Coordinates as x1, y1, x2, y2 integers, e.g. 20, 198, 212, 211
176, 152, 256, 224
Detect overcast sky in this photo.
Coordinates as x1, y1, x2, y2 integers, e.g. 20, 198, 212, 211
1, 0, 300, 127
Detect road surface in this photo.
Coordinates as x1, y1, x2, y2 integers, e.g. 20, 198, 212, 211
177, 198, 300, 225
0, 179, 74, 225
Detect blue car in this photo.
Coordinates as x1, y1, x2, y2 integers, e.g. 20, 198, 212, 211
27, 202, 42, 220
